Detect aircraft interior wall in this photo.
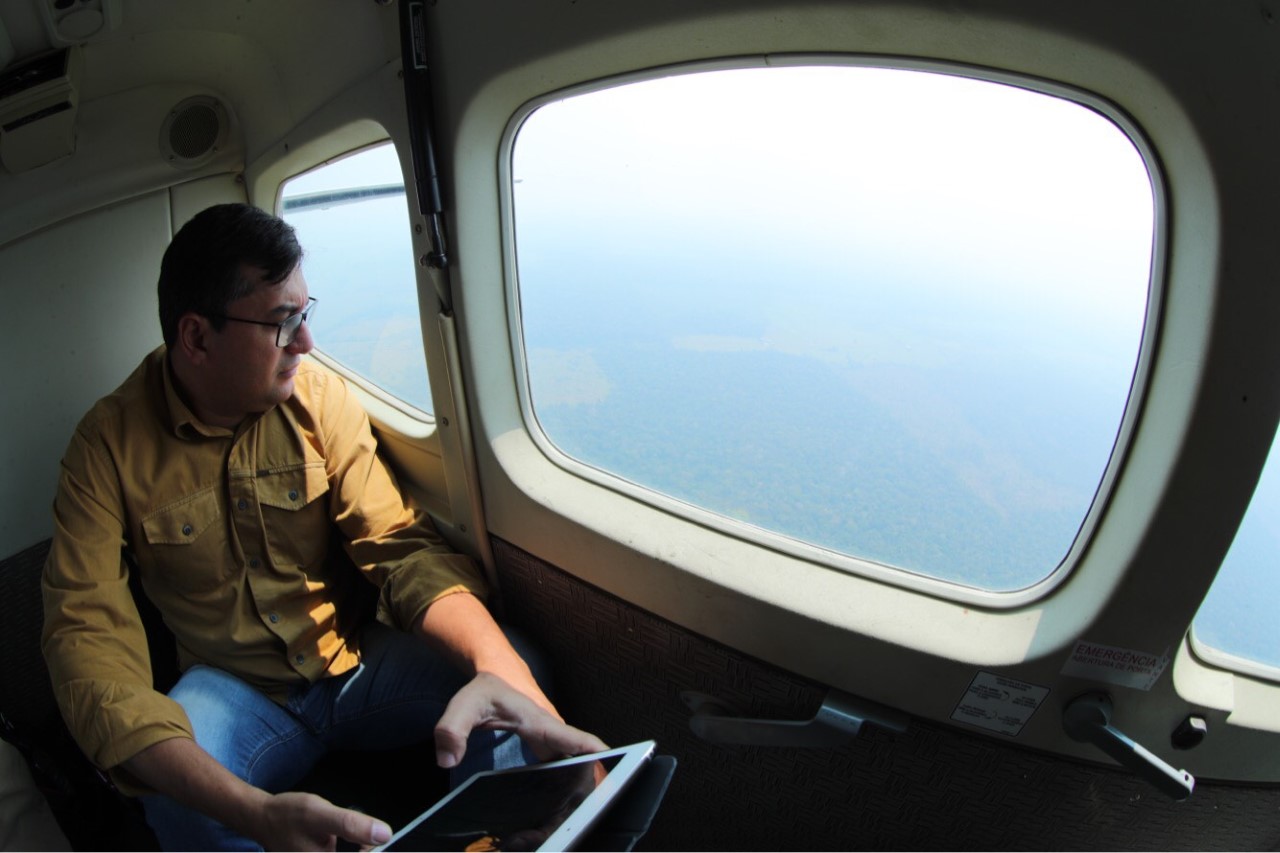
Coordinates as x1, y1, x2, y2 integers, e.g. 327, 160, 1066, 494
1, 1, 1279, 849
0, 174, 247, 559
429, 0, 1280, 784
495, 538, 1280, 850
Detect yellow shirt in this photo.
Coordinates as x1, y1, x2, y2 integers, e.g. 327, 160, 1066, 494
41, 347, 485, 778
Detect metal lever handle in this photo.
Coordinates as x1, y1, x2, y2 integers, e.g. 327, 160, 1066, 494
1062, 692, 1195, 800
683, 689, 908, 748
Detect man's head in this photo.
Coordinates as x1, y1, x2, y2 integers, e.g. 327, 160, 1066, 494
159, 203, 316, 428
158, 203, 303, 346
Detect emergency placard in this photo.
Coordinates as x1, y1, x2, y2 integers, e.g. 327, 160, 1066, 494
950, 671, 1049, 736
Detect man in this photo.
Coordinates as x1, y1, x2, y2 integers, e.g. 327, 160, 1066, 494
41, 203, 604, 850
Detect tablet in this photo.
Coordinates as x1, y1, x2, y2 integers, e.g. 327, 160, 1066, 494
374, 740, 656, 852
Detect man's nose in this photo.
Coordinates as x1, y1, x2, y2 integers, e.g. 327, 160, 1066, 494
287, 318, 315, 354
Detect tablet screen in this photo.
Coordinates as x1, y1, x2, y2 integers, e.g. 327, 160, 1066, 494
381, 743, 653, 852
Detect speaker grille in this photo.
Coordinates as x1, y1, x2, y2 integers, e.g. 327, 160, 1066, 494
169, 103, 219, 158
160, 96, 228, 169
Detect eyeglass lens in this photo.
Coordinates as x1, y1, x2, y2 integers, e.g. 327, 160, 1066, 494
277, 300, 317, 347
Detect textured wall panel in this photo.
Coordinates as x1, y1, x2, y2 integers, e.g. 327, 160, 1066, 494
493, 537, 1280, 851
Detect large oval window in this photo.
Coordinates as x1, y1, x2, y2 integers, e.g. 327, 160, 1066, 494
510, 64, 1157, 593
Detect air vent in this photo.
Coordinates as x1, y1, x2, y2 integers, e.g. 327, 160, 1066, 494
0, 46, 81, 172
37, 0, 122, 47
159, 96, 228, 170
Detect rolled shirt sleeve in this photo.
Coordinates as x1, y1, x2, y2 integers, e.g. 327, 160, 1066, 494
309, 366, 487, 631
42, 418, 194, 784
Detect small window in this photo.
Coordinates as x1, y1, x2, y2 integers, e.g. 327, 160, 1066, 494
1192, 430, 1280, 678
509, 65, 1156, 594
281, 142, 432, 414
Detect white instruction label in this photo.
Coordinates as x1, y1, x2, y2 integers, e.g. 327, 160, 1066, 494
1060, 640, 1170, 691
951, 671, 1049, 736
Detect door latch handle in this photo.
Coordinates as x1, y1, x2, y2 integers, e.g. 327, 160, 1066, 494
1062, 692, 1195, 800
682, 688, 908, 748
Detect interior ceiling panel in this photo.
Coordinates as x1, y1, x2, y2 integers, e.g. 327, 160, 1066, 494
0, 0, 395, 162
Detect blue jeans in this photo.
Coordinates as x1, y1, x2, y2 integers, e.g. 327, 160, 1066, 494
140, 621, 545, 851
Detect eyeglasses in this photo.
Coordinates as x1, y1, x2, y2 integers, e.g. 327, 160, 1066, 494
212, 297, 318, 348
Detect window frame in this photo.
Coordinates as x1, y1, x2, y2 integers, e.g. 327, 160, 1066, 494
1189, 461, 1280, 686
277, 139, 438, 424
499, 55, 1168, 610
1190, 635, 1280, 685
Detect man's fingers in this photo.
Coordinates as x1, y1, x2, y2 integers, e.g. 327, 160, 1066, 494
522, 717, 609, 762
264, 792, 393, 850
434, 677, 501, 768
331, 806, 393, 848
434, 673, 610, 767
434, 720, 469, 769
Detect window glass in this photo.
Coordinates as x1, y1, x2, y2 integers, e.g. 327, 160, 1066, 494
281, 142, 432, 414
511, 66, 1155, 592
1192, 431, 1280, 674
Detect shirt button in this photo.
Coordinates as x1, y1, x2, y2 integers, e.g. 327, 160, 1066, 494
288, 490, 299, 501
181, 524, 193, 536
269, 613, 280, 623
248, 557, 261, 569
294, 654, 305, 664
237, 498, 248, 511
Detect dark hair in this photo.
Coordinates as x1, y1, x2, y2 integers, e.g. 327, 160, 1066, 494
157, 203, 303, 346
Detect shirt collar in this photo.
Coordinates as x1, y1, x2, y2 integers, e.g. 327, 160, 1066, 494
160, 348, 234, 440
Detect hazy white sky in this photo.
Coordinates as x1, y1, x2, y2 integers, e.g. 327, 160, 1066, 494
515, 65, 1154, 375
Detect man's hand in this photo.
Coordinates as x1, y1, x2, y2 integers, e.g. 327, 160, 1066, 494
415, 593, 563, 720
125, 738, 392, 851
415, 594, 607, 768
434, 672, 608, 768
251, 791, 392, 852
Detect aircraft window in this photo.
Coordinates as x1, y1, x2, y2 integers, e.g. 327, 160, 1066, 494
281, 142, 433, 415
509, 65, 1156, 594
1191, 428, 1280, 678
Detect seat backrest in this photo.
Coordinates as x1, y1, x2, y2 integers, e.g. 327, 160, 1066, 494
0, 538, 180, 732
0, 538, 161, 850
0, 539, 62, 742
122, 548, 182, 694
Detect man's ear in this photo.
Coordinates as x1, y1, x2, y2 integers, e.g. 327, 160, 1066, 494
174, 312, 212, 364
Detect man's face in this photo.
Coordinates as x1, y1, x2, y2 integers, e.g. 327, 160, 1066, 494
200, 265, 315, 424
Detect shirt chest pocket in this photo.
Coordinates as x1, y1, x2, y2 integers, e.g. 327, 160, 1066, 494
259, 463, 331, 570
140, 486, 229, 594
